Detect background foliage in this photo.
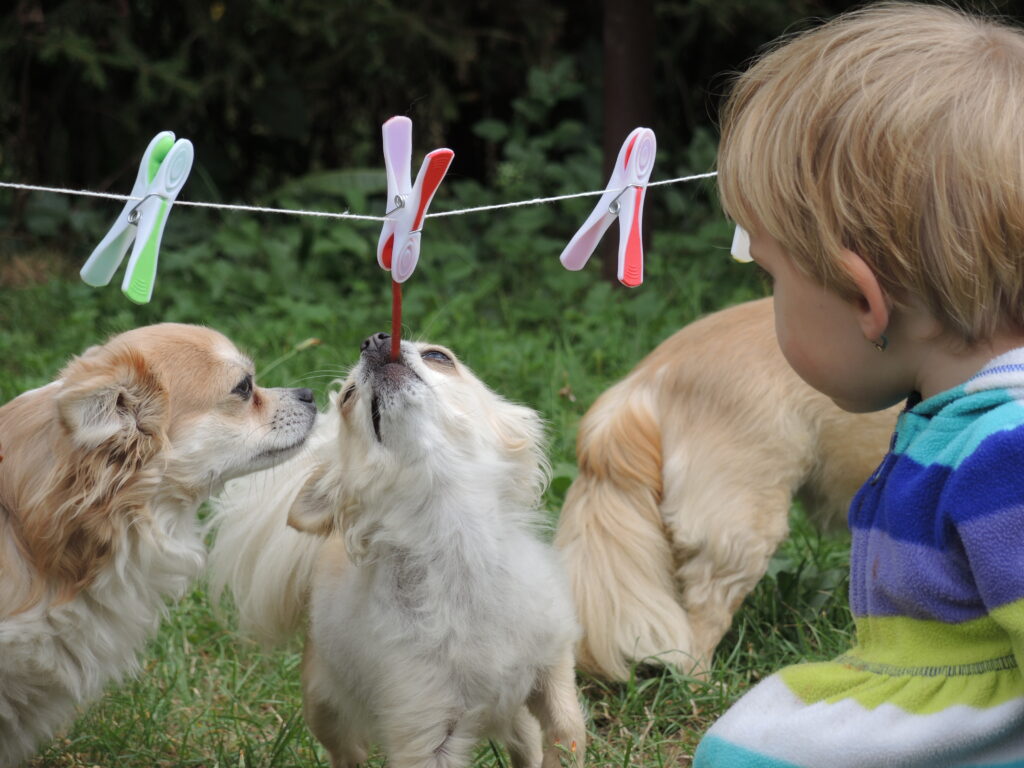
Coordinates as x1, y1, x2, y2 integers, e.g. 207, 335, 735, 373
4, 0, 1024, 765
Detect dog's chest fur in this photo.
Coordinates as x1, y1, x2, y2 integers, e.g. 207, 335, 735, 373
0, 499, 205, 764
384, 547, 430, 613
312, 501, 572, 721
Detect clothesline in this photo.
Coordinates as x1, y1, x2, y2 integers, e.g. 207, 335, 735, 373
0, 170, 718, 224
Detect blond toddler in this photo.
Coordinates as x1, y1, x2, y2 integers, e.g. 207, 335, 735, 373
696, 4, 1024, 766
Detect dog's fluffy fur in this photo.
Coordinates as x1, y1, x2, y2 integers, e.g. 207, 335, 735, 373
554, 298, 900, 680
0, 323, 317, 766
208, 334, 586, 768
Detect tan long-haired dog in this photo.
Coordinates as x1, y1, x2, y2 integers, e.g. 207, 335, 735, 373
0, 323, 317, 766
554, 298, 899, 680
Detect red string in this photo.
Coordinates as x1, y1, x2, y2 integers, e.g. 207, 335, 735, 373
390, 280, 402, 360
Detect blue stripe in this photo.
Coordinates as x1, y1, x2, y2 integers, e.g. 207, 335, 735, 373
694, 736, 801, 768
850, 423, 1024, 548
896, 394, 1024, 469
958, 506, 1024, 611
944, 427, 1024, 527
849, 458, 950, 547
849, 526, 986, 622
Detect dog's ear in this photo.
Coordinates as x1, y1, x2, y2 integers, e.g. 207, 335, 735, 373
488, 399, 550, 506
16, 345, 168, 604
57, 346, 167, 451
287, 466, 338, 537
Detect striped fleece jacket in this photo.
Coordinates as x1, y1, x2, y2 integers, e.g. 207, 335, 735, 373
694, 349, 1024, 767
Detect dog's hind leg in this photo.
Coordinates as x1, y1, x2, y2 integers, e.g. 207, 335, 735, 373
527, 648, 587, 768
303, 690, 368, 768
555, 384, 697, 680
302, 644, 368, 768
505, 708, 543, 768
665, 476, 794, 675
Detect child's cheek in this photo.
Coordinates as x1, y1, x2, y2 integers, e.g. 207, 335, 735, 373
775, 323, 827, 397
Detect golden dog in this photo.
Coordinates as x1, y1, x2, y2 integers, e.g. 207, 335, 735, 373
554, 298, 899, 680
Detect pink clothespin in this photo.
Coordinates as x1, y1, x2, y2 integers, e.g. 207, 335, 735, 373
560, 127, 656, 287
376, 116, 454, 283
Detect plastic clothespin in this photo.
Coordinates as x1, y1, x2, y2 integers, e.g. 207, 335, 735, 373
80, 131, 194, 304
559, 127, 656, 287
731, 225, 752, 262
376, 116, 454, 283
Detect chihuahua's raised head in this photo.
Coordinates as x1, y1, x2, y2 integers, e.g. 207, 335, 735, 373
212, 333, 585, 768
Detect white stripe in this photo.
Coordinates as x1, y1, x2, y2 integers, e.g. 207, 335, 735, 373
966, 348, 1024, 394
706, 674, 1024, 767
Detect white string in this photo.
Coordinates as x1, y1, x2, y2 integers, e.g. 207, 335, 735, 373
0, 182, 385, 222
648, 171, 718, 187
0, 169, 718, 223
179, 198, 384, 221
0, 182, 144, 203
423, 171, 719, 218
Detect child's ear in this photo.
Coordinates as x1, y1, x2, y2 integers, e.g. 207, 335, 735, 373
287, 466, 337, 537
838, 248, 890, 343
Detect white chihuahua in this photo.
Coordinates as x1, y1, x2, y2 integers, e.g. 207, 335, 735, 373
209, 333, 586, 768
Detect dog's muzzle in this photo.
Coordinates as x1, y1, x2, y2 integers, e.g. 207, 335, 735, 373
360, 332, 394, 364
360, 333, 417, 385
360, 333, 419, 442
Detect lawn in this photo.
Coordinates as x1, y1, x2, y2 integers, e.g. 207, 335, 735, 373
2, 180, 855, 766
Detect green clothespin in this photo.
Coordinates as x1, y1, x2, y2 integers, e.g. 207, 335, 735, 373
80, 131, 194, 304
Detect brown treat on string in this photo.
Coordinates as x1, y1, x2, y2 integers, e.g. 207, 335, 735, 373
391, 280, 402, 360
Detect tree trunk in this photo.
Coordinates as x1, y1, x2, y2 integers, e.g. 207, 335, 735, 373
602, 0, 655, 285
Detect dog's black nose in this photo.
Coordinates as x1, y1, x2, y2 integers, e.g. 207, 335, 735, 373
361, 332, 390, 354
295, 388, 315, 403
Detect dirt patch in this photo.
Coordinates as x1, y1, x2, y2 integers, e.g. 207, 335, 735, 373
0, 251, 70, 287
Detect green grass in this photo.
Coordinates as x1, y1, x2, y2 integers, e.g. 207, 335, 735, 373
2, 217, 854, 766
26, 510, 852, 768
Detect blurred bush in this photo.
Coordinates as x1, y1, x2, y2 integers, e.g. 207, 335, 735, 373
4, 0, 1024, 410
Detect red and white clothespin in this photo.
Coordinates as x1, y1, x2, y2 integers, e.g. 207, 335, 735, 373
376, 116, 454, 283
559, 127, 656, 287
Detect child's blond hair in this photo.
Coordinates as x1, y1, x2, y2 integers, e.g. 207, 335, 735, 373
718, 2, 1024, 344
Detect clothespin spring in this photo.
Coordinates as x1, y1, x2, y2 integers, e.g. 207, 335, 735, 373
607, 185, 639, 216
386, 196, 430, 236
384, 195, 406, 217
126, 193, 168, 225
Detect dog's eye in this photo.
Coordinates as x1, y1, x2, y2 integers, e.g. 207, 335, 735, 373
421, 349, 453, 365
341, 385, 356, 405
232, 375, 254, 400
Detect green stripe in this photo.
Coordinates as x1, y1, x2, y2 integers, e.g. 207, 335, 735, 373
852, 614, 1014, 667
991, 600, 1024, 666
123, 200, 168, 304
776, 604, 1024, 714
779, 660, 1023, 713
833, 653, 1017, 678
147, 135, 175, 183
